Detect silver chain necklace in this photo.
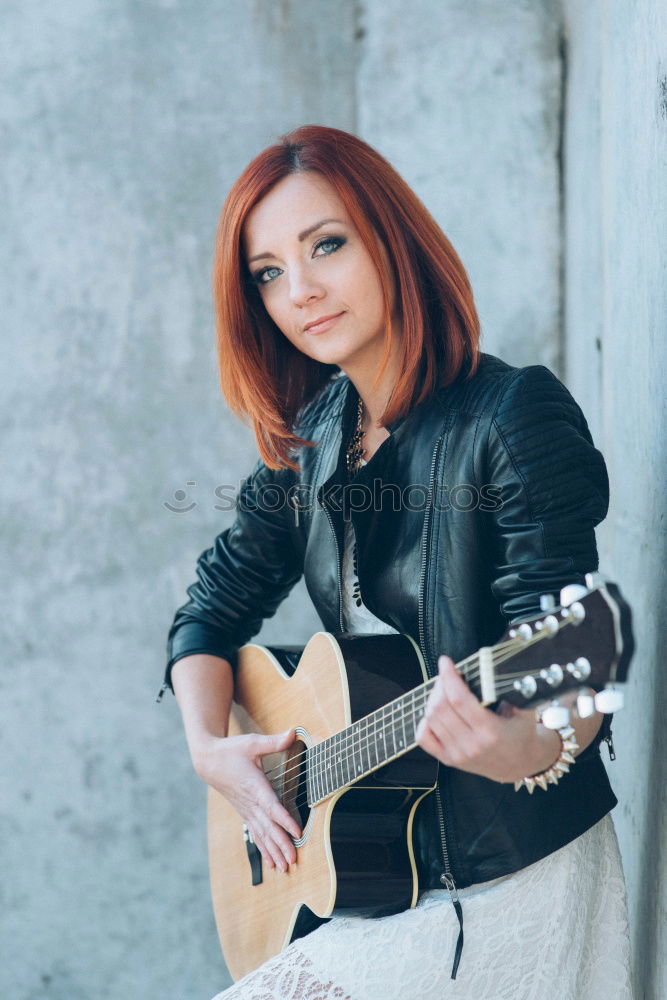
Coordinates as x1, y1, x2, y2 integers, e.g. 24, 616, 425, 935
345, 396, 366, 480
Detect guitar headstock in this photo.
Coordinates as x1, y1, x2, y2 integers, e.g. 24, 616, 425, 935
489, 573, 634, 724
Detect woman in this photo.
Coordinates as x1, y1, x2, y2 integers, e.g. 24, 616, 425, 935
161, 125, 633, 999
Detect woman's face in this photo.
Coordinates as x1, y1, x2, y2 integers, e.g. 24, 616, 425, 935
242, 171, 399, 373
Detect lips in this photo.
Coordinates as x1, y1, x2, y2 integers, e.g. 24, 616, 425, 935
303, 311, 344, 334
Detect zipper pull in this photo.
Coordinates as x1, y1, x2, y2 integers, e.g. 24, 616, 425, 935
155, 682, 169, 703
291, 494, 300, 527
604, 732, 616, 761
440, 873, 464, 979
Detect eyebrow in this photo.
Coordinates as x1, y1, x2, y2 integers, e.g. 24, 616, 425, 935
246, 218, 347, 265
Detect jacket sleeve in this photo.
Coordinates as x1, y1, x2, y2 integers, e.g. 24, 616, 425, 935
485, 364, 610, 625
161, 458, 303, 695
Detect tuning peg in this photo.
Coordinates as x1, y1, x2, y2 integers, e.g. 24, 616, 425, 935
576, 690, 596, 718
559, 583, 588, 606
541, 703, 571, 729
584, 571, 606, 588
540, 594, 556, 611
594, 686, 625, 713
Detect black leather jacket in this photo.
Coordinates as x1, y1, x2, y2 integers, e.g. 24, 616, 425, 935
161, 352, 616, 893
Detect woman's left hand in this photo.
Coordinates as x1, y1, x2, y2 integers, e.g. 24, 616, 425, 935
415, 655, 563, 784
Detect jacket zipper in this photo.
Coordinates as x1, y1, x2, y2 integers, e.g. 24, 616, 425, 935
418, 435, 453, 883
156, 681, 168, 703
603, 731, 616, 761
323, 502, 345, 631
291, 493, 300, 528
418, 433, 463, 978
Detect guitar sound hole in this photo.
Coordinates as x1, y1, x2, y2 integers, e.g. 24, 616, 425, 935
280, 739, 310, 831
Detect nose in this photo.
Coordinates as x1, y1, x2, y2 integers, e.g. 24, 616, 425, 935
288, 262, 326, 309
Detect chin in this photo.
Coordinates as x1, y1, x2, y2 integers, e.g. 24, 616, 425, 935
300, 342, 352, 369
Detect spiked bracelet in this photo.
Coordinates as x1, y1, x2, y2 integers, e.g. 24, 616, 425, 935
513, 724, 580, 794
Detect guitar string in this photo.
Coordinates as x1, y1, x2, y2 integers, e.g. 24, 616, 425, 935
264, 630, 526, 798
262, 625, 578, 795
258, 633, 543, 775
274, 658, 587, 815
261, 625, 573, 789
270, 655, 584, 814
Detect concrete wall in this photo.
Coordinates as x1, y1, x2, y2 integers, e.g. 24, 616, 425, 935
1, 1, 619, 997
1, 4, 357, 998
358, 0, 563, 370
562, 2, 667, 997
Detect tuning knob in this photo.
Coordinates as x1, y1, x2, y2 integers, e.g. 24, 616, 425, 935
594, 686, 625, 713
559, 583, 588, 606
576, 690, 596, 718
540, 594, 556, 611
584, 571, 606, 588
541, 703, 571, 729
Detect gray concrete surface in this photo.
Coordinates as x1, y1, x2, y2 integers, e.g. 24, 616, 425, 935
1, 3, 356, 998
358, 0, 563, 370
2, 1, 662, 997
562, 2, 667, 997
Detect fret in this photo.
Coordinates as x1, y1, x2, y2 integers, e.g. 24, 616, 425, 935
384, 705, 397, 760
315, 740, 324, 802
352, 722, 364, 779
339, 727, 350, 787
358, 716, 368, 775
414, 686, 427, 729
377, 709, 387, 767
320, 739, 329, 800
327, 738, 336, 797
366, 711, 375, 773
391, 699, 402, 756
306, 745, 313, 805
339, 730, 348, 789
321, 739, 329, 799
369, 709, 381, 771
333, 730, 343, 793
377, 709, 387, 765
399, 695, 408, 752
322, 738, 331, 799
358, 717, 368, 776
405, 688, 418, 744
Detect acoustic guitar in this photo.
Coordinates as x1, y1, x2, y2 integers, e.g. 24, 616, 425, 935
207, 573, 633, 980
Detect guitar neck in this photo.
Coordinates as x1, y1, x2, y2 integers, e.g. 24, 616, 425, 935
305, 601, 591, 805
306, 674, 437, 805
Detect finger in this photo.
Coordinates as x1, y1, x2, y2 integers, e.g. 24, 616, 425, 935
253, 826, 287, 872
256, 778, 302, 840
422, 676, 481, 764
424, 670, 472, 745
268, 820, 298, 867
251, 728, 296, 756
249, 829, 276, 870
438, 655, 494, 730
415, 718, 447, 761
268, 798, 302, 842
423, 698, 466, 753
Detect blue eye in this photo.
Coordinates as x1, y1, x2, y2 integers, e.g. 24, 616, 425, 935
252, 235, 346, 286
314, 236, 346, 255
253, 265, 282, 285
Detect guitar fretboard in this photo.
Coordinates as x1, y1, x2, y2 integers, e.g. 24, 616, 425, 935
305, 676, 439, 804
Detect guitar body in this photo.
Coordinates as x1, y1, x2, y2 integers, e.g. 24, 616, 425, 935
208, 631, 438, 981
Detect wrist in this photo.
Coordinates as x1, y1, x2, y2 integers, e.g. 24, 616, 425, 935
515, 722, 580, 794
189, 731, 228, 778
528, 725, 562, 777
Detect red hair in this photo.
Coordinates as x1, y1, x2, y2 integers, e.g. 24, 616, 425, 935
213, 124, 480, 471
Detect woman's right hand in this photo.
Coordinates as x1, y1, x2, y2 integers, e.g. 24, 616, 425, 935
192, 729, 301, 873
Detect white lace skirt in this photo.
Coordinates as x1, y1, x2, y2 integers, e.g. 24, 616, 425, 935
212, 813, 633, 1000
